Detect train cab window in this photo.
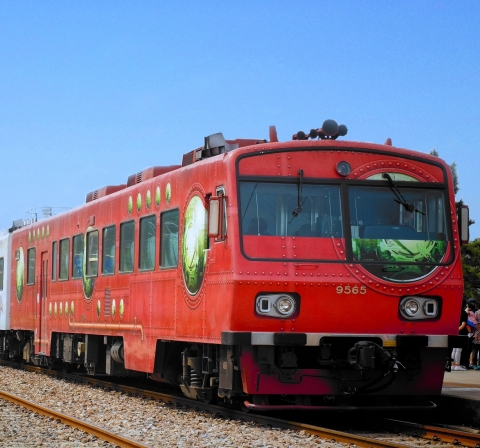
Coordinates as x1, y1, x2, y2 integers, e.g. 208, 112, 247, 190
240, 182, 342, 238
102, 225, 116, 275
348, 185, 450, 282
0, 257, 4, 290
160, 209, 179, 268
239, 181, 343, 261
86, 230, 99, 277
27, 248, 36, 285
348, 186, 449, 243
139, 215, 156, 271
51, 241, 57, 281
72, 234, 84, 279
120, 221, 135, 273
59, 238, 70, 281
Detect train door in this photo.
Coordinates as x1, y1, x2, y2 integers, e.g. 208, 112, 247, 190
37, 251, 48, 354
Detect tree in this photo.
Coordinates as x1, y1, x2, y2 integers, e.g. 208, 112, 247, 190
461, 239, 480, 300
430, 149, 476, 298
430, 149, 459, 194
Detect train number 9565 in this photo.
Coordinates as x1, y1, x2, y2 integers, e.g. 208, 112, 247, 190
336, 285, 367, 295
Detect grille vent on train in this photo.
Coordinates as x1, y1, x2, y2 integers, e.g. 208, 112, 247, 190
126, 165, 180, 187
85, 185, 126, 203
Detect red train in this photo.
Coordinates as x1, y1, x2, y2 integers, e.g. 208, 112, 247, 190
0, 120, 469, 411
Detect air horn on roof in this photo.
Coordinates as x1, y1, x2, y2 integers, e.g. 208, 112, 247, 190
293, 119, 348, 140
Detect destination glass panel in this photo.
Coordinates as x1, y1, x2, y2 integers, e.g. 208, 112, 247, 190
27, 248, 36, 285
86, 230, 99, 277
0, 257, 4, 290
120, 221, 135, 273
139, 215, 156, 271
59, 238, 70, 280
72, 234, 84, 279
51, 241, 57, 281
160, 210, 179, 268
102, 226, 116, 275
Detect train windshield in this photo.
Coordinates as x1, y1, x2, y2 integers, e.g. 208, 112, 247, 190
239, 181, 343, 261
348, 184, 450, 281
238, 179, 451, 279
240, 182, 342, 238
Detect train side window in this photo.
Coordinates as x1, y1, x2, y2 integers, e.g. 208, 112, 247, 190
160, 209, 179, 268
59, 238, 70, 281
139, 215, 156, 271
51, 241, 57, 281
0, 257, 4, 290
120, 221, 135, 273
102, 225, 116, 275
86, 230, 99, 277
72, 234, 84, 279
27, 248, 36, 285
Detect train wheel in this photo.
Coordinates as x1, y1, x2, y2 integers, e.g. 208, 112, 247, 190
253, 395, 269, 406
61, 362, 73, 373
47, 357, 60, 370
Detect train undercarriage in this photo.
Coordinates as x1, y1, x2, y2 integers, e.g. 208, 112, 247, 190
0, 330, 453, 411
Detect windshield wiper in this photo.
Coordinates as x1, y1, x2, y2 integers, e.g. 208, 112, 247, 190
382, 173, 425, 215
290, 169, 307, 223
241, 182, 259, 223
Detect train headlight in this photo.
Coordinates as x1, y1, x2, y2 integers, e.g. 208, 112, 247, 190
400, 296, 440, 320
404, 299, 419, 316
276, 296, 295, 315
256, 293, 298, 318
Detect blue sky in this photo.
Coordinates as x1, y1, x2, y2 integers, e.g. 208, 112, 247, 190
1, 1, 479, 239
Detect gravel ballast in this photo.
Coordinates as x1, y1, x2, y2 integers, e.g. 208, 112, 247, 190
0, 366, 347, 447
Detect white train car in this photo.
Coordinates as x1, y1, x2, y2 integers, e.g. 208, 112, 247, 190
0, 229, 12, 331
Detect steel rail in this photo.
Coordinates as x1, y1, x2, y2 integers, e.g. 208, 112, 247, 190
383, 419, 480, 448
443, 380, 480, 389
0, 389, 152, 448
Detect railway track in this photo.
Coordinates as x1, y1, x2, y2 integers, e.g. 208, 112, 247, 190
381, 419, 480, 447
1, 360, 479, 447
0, 388, 144, 448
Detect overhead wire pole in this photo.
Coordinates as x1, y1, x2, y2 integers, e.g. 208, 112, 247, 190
26, 206, 71, 223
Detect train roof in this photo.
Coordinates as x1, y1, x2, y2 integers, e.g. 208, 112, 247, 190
14, 120, 449, 231
81, 119, 447, 205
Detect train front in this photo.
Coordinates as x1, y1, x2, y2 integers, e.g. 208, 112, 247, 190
221, 122, 465, 411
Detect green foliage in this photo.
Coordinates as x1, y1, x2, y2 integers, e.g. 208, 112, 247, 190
461, 239, 480, 300
450, 161, 459, 195
430, 149, 459, 194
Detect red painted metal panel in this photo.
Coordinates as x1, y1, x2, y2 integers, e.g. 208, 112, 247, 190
238, 145, 445, 182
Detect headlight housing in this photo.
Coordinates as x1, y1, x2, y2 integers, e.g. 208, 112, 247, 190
256, 293, 298, 318
400, 296, 439, 320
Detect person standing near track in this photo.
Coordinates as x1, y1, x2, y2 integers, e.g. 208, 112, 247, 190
451, 300, 469, 371
467, 299, 480, 370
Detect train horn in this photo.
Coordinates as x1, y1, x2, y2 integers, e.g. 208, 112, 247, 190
319, 119, 339, 137
317, 120, 348, 140
293, 120, 348, 140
